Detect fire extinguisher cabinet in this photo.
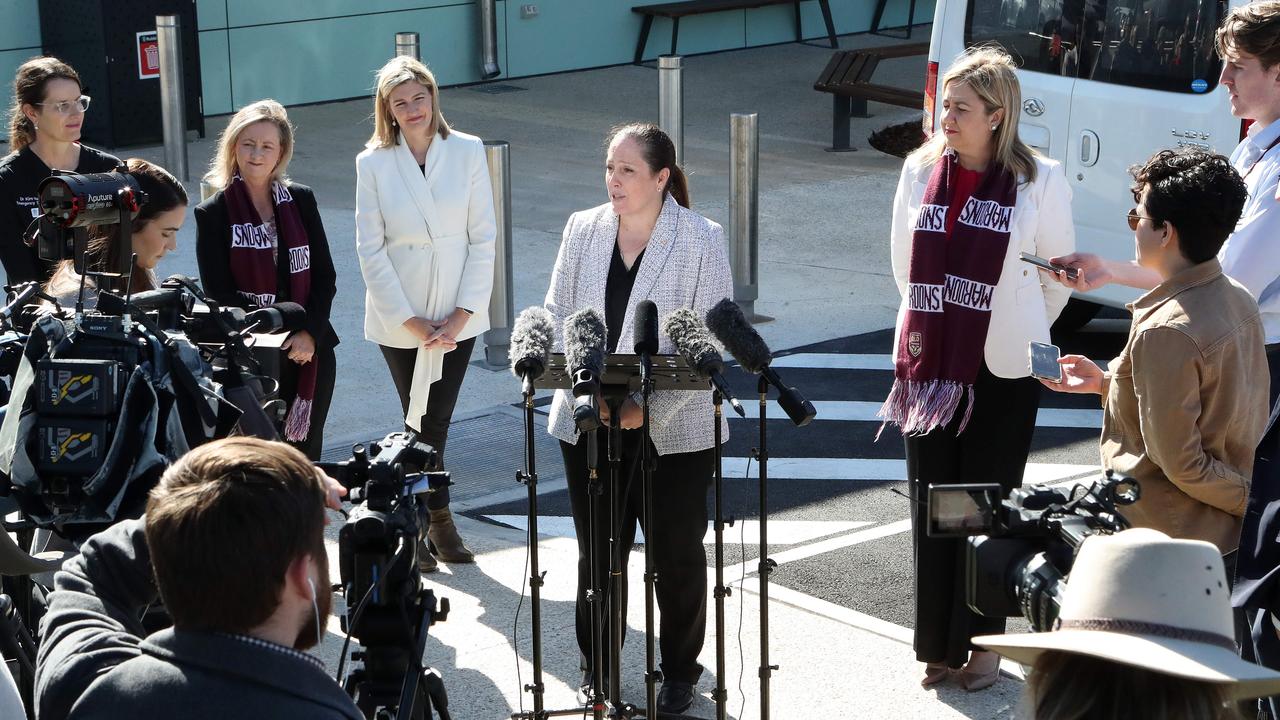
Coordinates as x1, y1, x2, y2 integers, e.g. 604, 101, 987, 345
38, 0, 204, 148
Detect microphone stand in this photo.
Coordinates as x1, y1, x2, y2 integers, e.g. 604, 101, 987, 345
711, 390, 729, 720
755, 377, 778, 720
586, 396, 607, 720
513, 382, 547, 719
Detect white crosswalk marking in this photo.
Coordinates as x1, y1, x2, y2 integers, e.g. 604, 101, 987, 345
769, 353, 895, 370
482, 516, 873, 545
721, 457, 1100, 484
739, 400, 1102, 428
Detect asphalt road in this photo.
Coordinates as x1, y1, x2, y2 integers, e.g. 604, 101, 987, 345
466, 313, 1131, 640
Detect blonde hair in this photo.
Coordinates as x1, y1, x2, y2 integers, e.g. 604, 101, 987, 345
203, 99, 295, 190
911, 46, 1039, 184
367, 56, 450, 149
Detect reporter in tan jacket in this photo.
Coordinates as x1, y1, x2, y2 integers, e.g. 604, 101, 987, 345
1045, 149, 1268, 556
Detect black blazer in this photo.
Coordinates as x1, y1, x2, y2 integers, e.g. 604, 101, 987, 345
194, 183, 338, 348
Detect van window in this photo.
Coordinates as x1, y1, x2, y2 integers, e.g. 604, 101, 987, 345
966, 0, 1225, 94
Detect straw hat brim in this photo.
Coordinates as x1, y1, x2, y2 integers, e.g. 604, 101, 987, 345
973, 629, 1280, 700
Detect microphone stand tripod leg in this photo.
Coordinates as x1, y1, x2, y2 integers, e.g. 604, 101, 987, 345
712, 391, 729, 720
514, 391, 547, 719
756, 377, 777, 720
586, 426, 606, 720
605, 393, 626, 714
640, 383, 660, 718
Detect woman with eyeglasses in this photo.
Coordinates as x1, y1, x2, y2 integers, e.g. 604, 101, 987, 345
0, 57, 119, 284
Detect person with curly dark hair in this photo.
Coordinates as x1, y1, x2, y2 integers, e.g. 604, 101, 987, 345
1043, 148, 1267, 562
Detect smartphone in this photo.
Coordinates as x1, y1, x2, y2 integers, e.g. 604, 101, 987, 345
1019, 252, 1079, 281
926, 483, 1000, 537
1029, 341, 1062, 382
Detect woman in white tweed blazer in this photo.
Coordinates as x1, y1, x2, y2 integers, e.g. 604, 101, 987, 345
544, 123, 731, 714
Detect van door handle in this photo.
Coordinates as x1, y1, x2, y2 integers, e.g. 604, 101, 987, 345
1080, 130, 1100, 167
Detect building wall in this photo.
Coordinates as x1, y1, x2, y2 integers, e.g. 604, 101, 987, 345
2, 0, 933, 122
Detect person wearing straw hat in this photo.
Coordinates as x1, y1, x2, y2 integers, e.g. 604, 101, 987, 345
975, 528, 1280, 720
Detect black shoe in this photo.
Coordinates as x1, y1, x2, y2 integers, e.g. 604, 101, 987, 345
656, 680, 695, 715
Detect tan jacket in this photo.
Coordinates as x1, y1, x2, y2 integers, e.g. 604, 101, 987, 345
1101, 260, 1268, 553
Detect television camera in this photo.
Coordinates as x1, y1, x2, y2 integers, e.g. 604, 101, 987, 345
320, 432, 453, 720
927, 471, 1140, 631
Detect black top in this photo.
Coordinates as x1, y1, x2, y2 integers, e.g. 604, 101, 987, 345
193, 184, 339, 348
0, 144, 120, 284
605, 242, 644, 353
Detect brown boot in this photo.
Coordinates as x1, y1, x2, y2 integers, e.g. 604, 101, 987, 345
427, 507, 474, 563
417, 539, 438, 573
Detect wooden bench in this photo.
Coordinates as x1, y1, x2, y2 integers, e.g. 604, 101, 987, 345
813, 42, 928, 151
632, 0, 837, 65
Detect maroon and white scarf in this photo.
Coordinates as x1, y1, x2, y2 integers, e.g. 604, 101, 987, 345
878, 151, 1018, 436
224, 175, 317, 442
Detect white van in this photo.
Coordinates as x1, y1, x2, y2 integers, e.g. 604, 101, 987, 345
925, 0, 1246, 325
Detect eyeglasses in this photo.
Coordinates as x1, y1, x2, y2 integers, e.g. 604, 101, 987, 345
1126, 208, 1157, 231
36, 95, 91, 115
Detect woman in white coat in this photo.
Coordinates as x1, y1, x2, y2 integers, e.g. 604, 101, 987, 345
355, 57, 495, 571
880, 47, 1074, 691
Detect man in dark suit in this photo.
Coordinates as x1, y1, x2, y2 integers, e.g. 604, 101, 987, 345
34, 437, 360, 720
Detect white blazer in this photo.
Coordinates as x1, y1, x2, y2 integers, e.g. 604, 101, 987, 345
544, 195, 732, 456
355, 129, 496, 428
890, 153, 1075, 378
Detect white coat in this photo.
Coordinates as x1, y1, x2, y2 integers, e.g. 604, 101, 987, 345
355, 129, 496, 428
889, 153, 1075, 378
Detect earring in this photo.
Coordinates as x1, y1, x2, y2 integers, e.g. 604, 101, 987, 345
991, 124, 998, 131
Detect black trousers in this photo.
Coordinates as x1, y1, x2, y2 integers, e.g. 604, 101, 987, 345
904, 363, 1041, 667
378, 337, 476, 466
560, 427, 714, 684
276, 343, 337, 461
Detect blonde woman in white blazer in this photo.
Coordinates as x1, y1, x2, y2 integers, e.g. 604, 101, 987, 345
354, 57, 495, 570
544, 124, 731, 715
880, 48, 1074, 692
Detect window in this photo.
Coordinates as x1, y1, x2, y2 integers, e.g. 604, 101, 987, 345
966, 0, 1225, 93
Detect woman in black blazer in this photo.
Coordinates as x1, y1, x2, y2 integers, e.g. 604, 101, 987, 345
195, 100, 337, 460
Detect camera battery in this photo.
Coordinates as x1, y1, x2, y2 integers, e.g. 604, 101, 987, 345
36, 358, 123, 416
35, 417, 111, 477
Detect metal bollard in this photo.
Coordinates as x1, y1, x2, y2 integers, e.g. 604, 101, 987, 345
395, 32, 420, 60
729, 113, 760, 321
479, 0, 501, 79
658, 55, 683, 166
483, 141, 513, 368
156, 15, 188, 181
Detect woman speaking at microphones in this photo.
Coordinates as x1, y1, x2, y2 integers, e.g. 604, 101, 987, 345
195, 99, 338, 461
544, 122, 731, 714
880, 47, 1074, 692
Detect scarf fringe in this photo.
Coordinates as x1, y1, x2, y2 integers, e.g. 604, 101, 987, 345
876, 378, 973, 438
284, 397, 313, 442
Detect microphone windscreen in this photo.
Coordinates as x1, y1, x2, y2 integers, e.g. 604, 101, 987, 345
633, 300, 659, 356
563, 308, 606, 378
706, 298, 771, 373
662, 308, 723, 378
510, 306, 554, 379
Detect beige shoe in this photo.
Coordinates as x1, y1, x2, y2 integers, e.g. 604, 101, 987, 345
427, 507, 474, 563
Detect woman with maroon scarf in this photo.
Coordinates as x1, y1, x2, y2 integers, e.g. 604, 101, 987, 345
881, 47, 1074, 691
196, 99, 338, 460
